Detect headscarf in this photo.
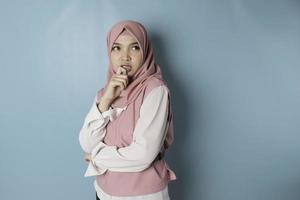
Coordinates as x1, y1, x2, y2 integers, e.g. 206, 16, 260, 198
97, 20, 166, 108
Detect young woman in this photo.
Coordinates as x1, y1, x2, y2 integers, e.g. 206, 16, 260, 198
79, 20, 177, 200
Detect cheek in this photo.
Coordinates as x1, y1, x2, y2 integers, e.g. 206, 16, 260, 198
110, 54, 119, 65
133, 53, 142, 66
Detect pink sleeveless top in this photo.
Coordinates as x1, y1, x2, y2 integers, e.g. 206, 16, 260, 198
96, 80, 177, 196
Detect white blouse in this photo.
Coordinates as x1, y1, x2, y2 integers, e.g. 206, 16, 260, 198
79, 85, 171, 200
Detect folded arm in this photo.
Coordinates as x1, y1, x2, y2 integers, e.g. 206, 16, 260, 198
84, 85, 169, 177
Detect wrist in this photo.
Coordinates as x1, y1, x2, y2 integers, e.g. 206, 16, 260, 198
97, 98, 112, 112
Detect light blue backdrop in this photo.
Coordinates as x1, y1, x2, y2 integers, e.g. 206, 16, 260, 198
0, 1, 299, 200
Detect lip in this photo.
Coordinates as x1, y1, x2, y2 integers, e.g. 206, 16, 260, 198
120, 65, 132, 72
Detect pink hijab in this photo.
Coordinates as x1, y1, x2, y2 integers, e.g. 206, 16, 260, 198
97, 20, 174, 150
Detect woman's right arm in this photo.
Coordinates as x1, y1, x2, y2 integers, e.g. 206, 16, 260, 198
80, 66, 128, 158
78, 95, 113, 154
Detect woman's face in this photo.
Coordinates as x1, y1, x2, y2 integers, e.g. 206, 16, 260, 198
110, 34, 143, 77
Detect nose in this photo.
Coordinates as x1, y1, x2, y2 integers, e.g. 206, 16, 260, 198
120, 50, 131, 61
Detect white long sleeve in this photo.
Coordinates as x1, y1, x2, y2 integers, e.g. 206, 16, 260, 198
78, 95, 127, 153
84, 85, 169, 177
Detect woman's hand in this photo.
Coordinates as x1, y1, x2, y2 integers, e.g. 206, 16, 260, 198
84, 153, 91, 164
102, 66, 129, 102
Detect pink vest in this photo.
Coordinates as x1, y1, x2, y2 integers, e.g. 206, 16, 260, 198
96, 80, 177, 196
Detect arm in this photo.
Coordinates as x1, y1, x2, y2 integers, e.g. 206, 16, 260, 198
84, 85, 169, 177
78, 95, 114, 154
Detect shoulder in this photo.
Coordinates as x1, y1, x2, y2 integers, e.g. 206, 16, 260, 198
144, 77, 170, 99
140, 85, 169, 115
142, 84, 170, 110
147, 85, 169, 97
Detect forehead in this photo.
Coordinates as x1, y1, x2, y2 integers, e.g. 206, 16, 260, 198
113, 35, 138, 45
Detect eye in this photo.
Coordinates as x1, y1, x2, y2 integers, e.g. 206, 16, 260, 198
132, 45, 140, 51
111, 46, 120, 51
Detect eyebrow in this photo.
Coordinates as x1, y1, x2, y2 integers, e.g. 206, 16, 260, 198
112, 42, 139, 46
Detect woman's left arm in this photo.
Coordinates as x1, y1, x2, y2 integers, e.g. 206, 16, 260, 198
84, 85, 170, 177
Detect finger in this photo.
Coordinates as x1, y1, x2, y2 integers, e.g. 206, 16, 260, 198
112, 76, 128, 86
114, 74, 128, 79
113, 77, 128, 86
112, 80, 126, 90
113, 74, 128, 84
117, 66, 127, 75
111, 80, 126, 90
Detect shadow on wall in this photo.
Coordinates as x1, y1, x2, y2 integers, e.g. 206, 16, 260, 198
150, 31, 198, 200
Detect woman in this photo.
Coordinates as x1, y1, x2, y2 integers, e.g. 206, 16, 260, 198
79, 20, 177, 200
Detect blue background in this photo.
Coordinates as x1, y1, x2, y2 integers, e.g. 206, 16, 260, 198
0, 1, 300, 200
